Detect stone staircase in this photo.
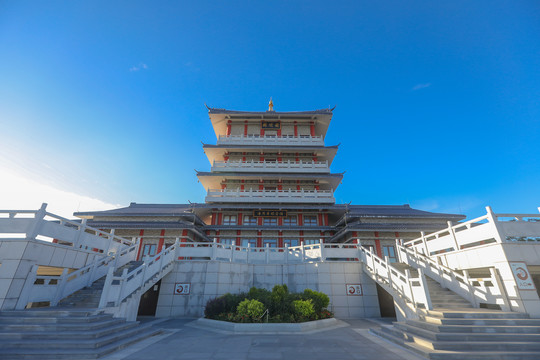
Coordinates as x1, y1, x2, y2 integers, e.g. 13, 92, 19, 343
372, 263, 540, 359
0, 308, 161, 359
0, 260, 160, 359
58, 261, 143, 308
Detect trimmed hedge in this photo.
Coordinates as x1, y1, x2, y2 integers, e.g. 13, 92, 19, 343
204, 286, 333, 323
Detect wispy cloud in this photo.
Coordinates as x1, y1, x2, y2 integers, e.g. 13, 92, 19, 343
129, 63, 148, 72
411, 83, 431, 91
0, 165, 120, 219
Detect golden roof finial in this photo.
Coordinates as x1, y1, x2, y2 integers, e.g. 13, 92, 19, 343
268, 97, 274, 112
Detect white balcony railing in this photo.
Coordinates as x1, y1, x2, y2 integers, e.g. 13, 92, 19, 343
211, 160, 330, 173
205, 188, 335, 204
217, 134, 324, 146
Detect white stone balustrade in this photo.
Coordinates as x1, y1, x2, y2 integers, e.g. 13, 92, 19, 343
211, 159, 330, 173
403, 206, 540, 256
217, 134, 324, 146
205, 188, 335, 204
0, 203, 135, 253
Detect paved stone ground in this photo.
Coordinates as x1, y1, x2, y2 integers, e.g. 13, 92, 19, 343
104, 318, 425, 360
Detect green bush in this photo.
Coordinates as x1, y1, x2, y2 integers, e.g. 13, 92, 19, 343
204, 286, 331, 323
302, 289, 330, 313
270, 284, 290, 315
204, 292, 246, 319
247, 287, 271, 308
237, 299, 265, 322
293, 299, 314, 321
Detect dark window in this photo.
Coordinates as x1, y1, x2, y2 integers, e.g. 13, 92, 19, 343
263, 217, 277, 226
243, 215, 258, 225
283, 216, 297, 226
223, 215, 237, 225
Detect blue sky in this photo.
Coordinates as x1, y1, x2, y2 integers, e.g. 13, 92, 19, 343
1, 1, 539, 219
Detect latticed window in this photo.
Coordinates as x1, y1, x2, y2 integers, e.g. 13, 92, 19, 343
220, 238, 235, 245
283, 216, 297, 226
241, 239, 258, 247
222, 215, 237, 225
303, 215, 318, 226
243, 215, 257, 225
263, 217, 277, 226
283, 239, 299, 247
263, 239, 277, 247
383, 246, 397, 263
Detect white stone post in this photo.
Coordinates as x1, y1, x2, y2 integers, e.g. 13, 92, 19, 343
73, 218, 87, 250
486, 206, 505, 243
447, 221, 460, 252
319, 239, 325, 262
418, 268, 433, 310
211, 238, 217, 260
15, 264, 39, 309
26, 203, 47, 240
489, 267, 510, 311
52, 268, 69, 306
265, 243, 270, 264
395, 239, 402, 263
231, 240, 235, 263
98, 266, 115, 308
420, 231, 428, 256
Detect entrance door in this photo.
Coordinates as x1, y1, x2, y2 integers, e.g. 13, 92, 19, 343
137, 280, 161, 316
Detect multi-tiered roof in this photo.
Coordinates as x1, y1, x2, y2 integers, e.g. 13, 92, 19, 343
197, 101, 343, 204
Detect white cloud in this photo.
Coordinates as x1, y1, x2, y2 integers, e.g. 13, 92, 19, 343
129, 63, 148, 72
0, 166, 120, 219
412, 83, 431, 91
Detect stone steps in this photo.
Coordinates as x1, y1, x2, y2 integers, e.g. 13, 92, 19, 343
0, 306, 160, 359
370, 262, 540, 359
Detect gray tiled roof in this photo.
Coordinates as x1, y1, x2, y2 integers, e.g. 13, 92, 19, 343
207, 107, 334, 115
344, 204, 463, 219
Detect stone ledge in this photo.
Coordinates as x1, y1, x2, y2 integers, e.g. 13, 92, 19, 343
187, 317, 347, 334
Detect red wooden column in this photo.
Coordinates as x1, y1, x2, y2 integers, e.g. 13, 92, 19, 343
136, 229, 145, 260
257, 230, 262, 248
374, 231, 382, 257
278, 230, 283, 248
352, 231, 358, 244
293, 121, 298, 136
157, 229, 165, 253
244, 121, 248, 136
310, 122, 315, 136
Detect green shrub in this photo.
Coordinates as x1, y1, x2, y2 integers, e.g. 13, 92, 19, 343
270, 284, 290, 315
293, 299, 314, 321
302, 289, 330, 313
204, 297, 227, 319
204, 292, 246, 319
237, 299, 265, 322
247, 287, 271, 308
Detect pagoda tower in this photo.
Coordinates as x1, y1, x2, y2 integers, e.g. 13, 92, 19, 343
198, 100, 342, 205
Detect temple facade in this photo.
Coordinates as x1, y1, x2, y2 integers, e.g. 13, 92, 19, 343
72, 102, 464, 317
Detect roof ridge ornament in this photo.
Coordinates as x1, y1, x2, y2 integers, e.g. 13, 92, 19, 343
268, 97, 274, 112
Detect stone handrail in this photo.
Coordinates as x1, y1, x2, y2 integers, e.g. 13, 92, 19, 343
217, 134, 324, 146
212, 159, 330, 173
99, 240, 178, 308
403, 206, 540, 256
15, 241, 139, 309
0, 203, 135, 253
358, 246, 432, 316
396, 242, 510, 311
206, 189, 334, 204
